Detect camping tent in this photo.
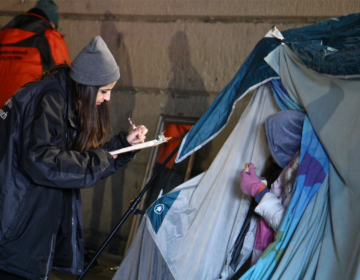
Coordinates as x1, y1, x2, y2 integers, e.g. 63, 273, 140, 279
114, 13, 360, 280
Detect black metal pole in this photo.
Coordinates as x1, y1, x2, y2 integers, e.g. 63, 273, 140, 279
78, 143, 181, 280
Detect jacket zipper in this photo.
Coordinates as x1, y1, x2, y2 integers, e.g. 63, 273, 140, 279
71, 188, 79, 273
44, 233, 56, 279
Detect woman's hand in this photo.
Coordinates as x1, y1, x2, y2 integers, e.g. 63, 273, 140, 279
126, 125, 148, 145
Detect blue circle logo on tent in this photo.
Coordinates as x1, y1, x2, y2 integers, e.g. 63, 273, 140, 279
154, 204, 164, 214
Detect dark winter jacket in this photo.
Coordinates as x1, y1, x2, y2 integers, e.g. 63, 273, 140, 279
0, 67, 133, 280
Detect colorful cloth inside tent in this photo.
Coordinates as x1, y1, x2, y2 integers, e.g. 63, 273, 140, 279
241, 79, 329, 279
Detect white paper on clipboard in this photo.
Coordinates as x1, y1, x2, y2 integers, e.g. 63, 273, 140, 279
109, 133, 171, 155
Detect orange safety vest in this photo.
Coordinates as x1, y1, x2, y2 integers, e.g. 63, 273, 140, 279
0, 13, 70, 108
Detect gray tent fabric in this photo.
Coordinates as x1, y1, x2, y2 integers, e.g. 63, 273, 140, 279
266, 43, 360, 279
115, 217, 175, 280
114, 85, 280, 280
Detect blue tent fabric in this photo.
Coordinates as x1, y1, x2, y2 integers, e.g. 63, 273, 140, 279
240, 15, 360, 278
116, 13, 360, 280
174, 12, 360, 279
115, 86, 281, 280
177, 13, 360, 163
267, 42, 360, 279
147, 191, 181, 234
240, 95, 329, 279
175, 37, 280, 162
268, 80, 303, 111
285, 14, 360, 76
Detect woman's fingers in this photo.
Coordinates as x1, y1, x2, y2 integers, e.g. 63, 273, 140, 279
136, 125, 148, 142
126, 125, 148, 145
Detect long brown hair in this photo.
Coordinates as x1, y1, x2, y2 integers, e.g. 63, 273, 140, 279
38, 64, 112, 153
71, 81, 111, 153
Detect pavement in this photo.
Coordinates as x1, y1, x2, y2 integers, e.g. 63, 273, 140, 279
49, 252, 122, 280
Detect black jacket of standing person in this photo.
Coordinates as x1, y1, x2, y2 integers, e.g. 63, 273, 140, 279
0, 36, 147, 280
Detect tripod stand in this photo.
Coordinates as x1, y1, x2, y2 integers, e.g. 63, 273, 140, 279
77, 143, 181, 279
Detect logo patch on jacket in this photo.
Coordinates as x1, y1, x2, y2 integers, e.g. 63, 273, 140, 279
0, 99, 12, 120
0, 109, 8, 120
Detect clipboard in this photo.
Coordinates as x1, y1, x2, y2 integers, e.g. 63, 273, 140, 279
109, 133, 171, 155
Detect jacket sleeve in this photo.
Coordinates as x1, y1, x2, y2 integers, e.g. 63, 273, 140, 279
100, 132, 137, 179
254, 192, 285, 231
45, 29, 71, 65
102, 131, 131, 151
21, 90, 121, 189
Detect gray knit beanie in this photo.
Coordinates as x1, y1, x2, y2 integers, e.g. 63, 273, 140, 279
265, 110, 306, 168
34, 0, 59, 28
69, 36, 120, 86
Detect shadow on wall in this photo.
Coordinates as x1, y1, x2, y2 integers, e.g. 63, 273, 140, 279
86, 11, 136, 256
167, 31, 209, 107
167, 31, 211, 178
144, 31, 212, 207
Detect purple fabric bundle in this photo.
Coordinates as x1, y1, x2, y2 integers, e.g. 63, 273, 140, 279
265, 110, 305, 168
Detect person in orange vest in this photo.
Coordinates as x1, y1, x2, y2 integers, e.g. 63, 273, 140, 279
0, 0, 70, 108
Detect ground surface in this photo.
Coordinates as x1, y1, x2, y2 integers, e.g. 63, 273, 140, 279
49, 252, 121, 280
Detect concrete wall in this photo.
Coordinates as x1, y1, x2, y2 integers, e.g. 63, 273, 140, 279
1, 0, 359, 257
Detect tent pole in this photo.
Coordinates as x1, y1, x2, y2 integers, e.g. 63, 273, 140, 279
77, 143, 181, 280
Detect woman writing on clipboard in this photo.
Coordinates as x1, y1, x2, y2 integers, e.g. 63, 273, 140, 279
0, 36, 147, 279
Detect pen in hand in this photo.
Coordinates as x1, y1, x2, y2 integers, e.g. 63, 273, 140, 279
127, 118, 147, 143
128, 118, 137, 131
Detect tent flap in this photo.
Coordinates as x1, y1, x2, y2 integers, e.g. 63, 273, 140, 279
178, 13, 360, 163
